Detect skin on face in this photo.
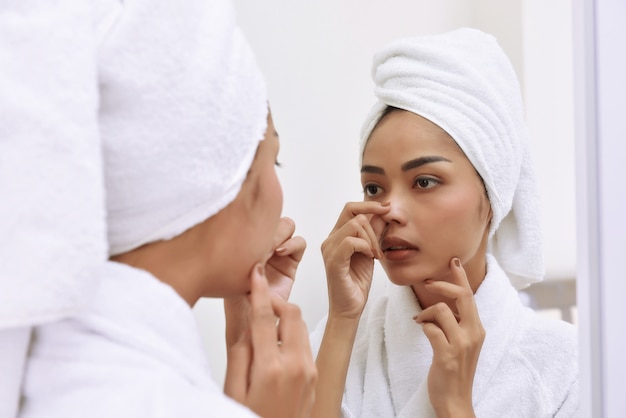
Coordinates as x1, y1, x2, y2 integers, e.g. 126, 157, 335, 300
361, 109, 492, 308
111, 111, 283, 304
198, 112, 284, 296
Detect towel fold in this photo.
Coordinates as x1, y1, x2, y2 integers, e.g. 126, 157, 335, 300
310, 255, 578, 417
359, 28, 543, 288
100, 0, 268, 256
0, 0, 107, 329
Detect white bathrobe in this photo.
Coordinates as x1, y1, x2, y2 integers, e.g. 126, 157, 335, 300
3, 0, 265, 415
310, 255, 579, 418
19, 262, 258, 418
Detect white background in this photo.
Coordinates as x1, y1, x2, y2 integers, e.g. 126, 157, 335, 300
574, 0, 626, 415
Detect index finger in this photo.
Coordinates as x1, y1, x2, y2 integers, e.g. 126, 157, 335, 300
272, 217, 297, 250
333, 201, 391, 231
424, 258, 480, 326
273, 298, 311, 353
273, 235, 306, 263
248, 265, 279, 362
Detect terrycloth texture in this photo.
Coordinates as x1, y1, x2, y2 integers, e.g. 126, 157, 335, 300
310, 255, 579, 417
20, 262, 258, 418
0, 1, 107, 328
100, 0, 268, 255
359, 28, 543, 289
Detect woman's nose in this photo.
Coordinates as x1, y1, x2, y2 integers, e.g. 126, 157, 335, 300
380, 196, 408, 225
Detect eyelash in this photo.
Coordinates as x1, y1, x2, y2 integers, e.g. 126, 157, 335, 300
413, 176, 440, 189
363, 184, 381, 197
275, 160, 282, 168
362, 176, 440, 197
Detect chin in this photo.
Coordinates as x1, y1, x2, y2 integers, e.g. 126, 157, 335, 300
381, 261, 445, 286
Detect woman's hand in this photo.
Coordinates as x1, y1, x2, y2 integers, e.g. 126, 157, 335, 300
225, 217, 305, 347
321, 201, 390, 320
310, 202, 389, 418
265, 217, 307, 302
414, 258, 485, 418
224, 265, 317, 418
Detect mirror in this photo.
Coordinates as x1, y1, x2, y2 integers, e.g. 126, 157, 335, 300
193, 0, 581, 406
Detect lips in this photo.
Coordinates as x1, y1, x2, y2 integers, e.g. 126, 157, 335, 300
380, 236, 418, 252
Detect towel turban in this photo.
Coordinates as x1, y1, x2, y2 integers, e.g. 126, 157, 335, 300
360, 28, 543, 289
99, 0, 268, 256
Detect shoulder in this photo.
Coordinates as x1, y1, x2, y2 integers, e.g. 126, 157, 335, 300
516, 311, 578, 370
477, 311, 579, 416
513, 312, 578, 412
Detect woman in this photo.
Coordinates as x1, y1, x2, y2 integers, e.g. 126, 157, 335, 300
18, 0, 316, 417
310, 28, 578, 418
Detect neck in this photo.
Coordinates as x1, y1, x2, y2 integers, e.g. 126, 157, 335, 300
110, 232, 208, 307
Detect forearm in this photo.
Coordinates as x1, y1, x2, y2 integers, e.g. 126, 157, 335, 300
433, 402, 476, 418
310, 316, 360, 418
224, 297, 248, 347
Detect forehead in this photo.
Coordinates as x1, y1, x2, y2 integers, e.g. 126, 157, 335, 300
363, 110, 463, 162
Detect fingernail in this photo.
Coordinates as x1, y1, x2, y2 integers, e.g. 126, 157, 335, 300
382, 201, 390, 207
454, 258, 461, 268
275, 246, 286, 254
424, 279, 433, 285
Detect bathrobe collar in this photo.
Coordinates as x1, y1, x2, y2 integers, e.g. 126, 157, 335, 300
81, 261, 215, 387
383, 254, 524, 416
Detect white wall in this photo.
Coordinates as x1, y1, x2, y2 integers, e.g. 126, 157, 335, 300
574, 0, 626, 415
523, 0, 577, 279
193, 1, 578, 384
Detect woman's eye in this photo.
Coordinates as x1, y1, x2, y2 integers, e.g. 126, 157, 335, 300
363, 184, 381, 197
414, 177, 439, 189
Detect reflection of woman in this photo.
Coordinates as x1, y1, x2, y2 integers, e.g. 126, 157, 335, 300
311, 28, 578, 418
19, 1, 316, 417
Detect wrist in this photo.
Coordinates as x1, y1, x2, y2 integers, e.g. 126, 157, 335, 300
323, 314, 360, 344
433, 400, 475, 418
327, 313, 361, 328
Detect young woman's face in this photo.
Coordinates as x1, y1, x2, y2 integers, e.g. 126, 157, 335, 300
362, 109, 491, 290
207, 112, 283, 295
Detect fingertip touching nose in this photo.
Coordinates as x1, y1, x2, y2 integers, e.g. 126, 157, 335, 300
380, 198, 407, 225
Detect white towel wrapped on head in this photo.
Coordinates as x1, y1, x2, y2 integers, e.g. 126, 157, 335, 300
2, 1, 268, 416
100, 0, 268, 256
359, 28, 543, 289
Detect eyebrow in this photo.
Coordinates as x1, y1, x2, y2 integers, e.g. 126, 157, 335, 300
361, 155, 452, 175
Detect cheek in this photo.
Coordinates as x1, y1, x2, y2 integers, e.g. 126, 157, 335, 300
431, 190, 487, 239
259, 169, 283, 241
268, 170, 283, 218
